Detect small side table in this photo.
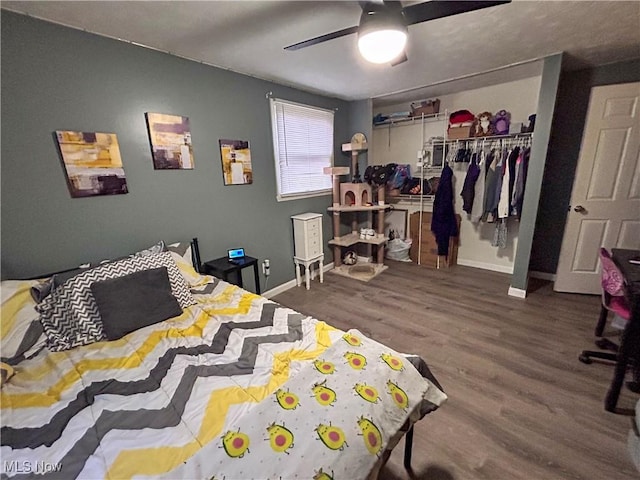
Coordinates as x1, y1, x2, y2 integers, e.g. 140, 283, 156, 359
203, 256, 261, 294
293, 254, 324, 290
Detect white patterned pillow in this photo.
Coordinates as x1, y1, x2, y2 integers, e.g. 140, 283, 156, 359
37, 252, 195, 351
30, 241, 168, 304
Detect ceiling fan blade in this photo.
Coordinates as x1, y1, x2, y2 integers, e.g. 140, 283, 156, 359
391, 51, 408, 66
285, 1, 398, 51
403, 0, 510, 26
284, 1, 510, 53
284, 26, 359, 51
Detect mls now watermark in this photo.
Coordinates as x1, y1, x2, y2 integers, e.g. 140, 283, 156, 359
3, 461, 63, 474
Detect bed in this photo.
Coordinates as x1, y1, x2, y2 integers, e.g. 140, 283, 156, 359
0, 239, 446, 479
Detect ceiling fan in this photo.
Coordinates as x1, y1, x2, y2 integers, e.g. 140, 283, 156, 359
284, 1, 510, 66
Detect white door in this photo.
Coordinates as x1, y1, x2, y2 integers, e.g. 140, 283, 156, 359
554, 82, 640, 294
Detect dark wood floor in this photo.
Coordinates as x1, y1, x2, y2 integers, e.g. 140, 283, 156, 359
273, 261, 638, 480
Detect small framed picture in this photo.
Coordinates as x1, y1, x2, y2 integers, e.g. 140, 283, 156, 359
219, 139, 253, 185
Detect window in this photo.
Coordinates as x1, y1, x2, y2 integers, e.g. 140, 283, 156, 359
270, 98, 334, 201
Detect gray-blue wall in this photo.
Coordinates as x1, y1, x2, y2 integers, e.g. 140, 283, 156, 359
530, 58, 640, 274
347, 99, 373, 177
1, 11, 352, 287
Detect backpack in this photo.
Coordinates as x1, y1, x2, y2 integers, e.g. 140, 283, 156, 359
364, 163, 396, 186
388, 164, 411, 190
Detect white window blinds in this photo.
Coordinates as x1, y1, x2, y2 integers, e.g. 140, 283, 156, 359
270, 98, 334, 200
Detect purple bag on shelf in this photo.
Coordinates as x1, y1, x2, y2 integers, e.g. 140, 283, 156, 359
493, 110, 511, 135
388, 164, 411, 190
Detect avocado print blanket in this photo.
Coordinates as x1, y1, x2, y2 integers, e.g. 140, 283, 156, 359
1, 276, 446, 479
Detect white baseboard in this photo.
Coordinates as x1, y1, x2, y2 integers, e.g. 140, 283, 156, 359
529, 270, 557, 281
263, 262, 334, 299
508, 286, 527, 298
457, 258, 514, 274
262, 278, 297, 299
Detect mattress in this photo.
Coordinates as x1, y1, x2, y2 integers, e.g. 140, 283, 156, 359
1, 275, 446, 479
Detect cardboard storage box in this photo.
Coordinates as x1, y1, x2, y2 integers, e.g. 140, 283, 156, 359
447, 125, 473, 140
410, 99, 440, 117
409, 212, 460, 268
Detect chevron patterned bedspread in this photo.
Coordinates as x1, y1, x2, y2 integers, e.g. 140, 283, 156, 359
1, 276, 446, 479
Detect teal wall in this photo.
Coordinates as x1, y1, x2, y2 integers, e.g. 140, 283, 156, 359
347, 99, 373, 177
530, 58, 640, 274
1, 11, 352, 287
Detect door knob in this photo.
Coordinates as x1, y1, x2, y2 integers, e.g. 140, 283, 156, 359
573, 205, 586, 213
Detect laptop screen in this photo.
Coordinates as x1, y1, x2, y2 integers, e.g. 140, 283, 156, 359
228, 248, 245, 260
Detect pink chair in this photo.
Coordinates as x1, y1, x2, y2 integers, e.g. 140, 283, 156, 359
579, 248, 631, 364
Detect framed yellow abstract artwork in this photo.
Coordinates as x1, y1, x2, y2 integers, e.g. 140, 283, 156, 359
145, 112, 194, 170
219, 139, 252, 185
55, 131, 128, 197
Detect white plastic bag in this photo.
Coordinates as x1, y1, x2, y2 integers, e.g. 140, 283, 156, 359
386, 238, 412, 262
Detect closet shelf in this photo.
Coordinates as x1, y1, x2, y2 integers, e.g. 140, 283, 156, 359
373, 112, 447, 129
390, 194, 435, 202
396, 193, 435, 202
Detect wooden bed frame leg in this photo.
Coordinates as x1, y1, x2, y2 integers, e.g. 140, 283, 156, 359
404, 425, 414, 470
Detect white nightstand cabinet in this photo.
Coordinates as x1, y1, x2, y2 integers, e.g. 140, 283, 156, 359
291, 213, 324, 290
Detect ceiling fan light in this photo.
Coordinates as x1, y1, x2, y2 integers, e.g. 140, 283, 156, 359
358, 29, 407, 64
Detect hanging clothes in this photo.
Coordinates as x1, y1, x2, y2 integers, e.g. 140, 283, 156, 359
510, 150, 523, 216
482, 149, 501, 222
482, 150, 507, 223
460, 153, 481, 213
490, 148, 509, 221
497, 151, 511, 219
507, 146, 520, 207
510, 146, 530, 219
431, 164, 458, 256
471, 149, 488, 224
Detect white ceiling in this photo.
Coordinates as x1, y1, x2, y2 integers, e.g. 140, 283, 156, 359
2, 1, 639, 105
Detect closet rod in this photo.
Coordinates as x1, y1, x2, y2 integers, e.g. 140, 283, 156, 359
445, 132, 533, 144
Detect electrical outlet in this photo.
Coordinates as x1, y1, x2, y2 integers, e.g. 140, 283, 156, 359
262, 259, 270, 277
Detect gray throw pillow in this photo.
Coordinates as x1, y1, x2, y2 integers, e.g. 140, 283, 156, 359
37, 252, 195, 351
91, 267, 182, 341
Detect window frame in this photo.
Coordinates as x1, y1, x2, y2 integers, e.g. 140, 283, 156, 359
269, 98, 335, 202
